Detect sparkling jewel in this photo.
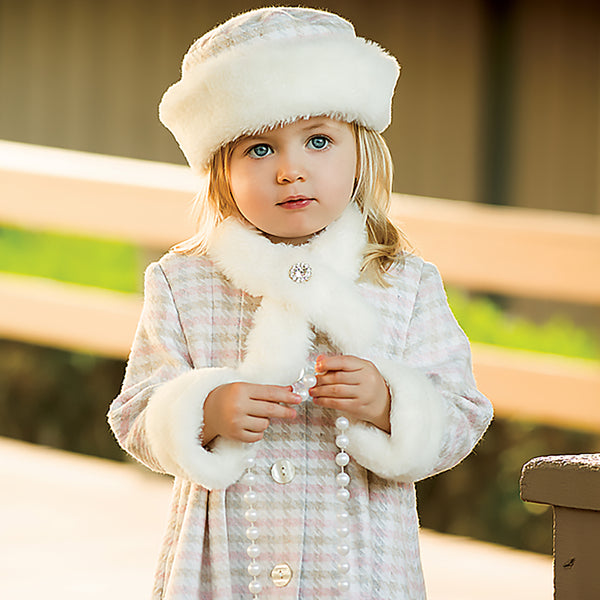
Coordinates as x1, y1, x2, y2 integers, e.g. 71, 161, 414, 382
288, 262, 312, 283
292, 368, 317, 403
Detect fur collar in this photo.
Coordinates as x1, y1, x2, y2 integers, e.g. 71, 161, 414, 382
207, 205, 379, 383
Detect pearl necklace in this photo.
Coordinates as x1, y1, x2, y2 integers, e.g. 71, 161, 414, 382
242, 367, 352, 598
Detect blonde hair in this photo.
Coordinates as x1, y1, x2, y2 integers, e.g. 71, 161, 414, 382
173, 123, 410, 286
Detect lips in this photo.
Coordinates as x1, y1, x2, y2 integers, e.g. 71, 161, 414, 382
278, 196, 314, 209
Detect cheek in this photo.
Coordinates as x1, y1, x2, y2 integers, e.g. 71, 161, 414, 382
229, 165, 257, 209
331, 153, 357, 199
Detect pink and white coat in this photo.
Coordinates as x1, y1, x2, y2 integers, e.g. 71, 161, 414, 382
108, 207, 493, 599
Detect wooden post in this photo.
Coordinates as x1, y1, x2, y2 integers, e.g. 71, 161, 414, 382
520, 454, 600, 599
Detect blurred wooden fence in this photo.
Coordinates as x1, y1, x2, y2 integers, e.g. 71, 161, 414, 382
1, 140, 599, 432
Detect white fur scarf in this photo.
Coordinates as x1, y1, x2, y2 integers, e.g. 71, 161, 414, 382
144, 204, 449, 489
207, 205, 379, 382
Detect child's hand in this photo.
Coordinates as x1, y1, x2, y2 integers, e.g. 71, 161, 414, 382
202, 382, 301, 445
310, 355, 391, 433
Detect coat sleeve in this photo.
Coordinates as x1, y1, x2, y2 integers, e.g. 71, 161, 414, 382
345, 261, 493, 482
107, 261, 252, 490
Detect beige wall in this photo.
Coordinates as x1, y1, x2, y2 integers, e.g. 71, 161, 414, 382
0, 0, 598, 213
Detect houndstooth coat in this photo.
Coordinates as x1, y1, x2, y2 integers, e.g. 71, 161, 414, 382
108, 207, 493, 599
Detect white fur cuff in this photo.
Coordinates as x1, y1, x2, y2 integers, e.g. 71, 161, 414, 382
144, 368, 253, 490
345, 360, 447, 482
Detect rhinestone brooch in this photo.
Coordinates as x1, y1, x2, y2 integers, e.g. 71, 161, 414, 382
288, 262, 312, 283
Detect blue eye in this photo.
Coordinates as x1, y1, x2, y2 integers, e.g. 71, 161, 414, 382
247, 144, 273, 158
307, 136, 330, 150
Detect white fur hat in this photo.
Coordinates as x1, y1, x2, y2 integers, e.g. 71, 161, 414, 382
159, 6, 400, 174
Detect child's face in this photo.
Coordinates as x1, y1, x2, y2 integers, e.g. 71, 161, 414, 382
228, 117, 357, 245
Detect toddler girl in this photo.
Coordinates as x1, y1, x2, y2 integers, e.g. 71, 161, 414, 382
109, 7, 493, 599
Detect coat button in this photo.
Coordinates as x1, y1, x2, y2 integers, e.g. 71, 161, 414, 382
270, 459, 296, 484
270, 563, 293, 587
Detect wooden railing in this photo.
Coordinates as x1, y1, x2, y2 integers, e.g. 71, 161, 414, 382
521, 454, 600, 599
1, 139, 599, 432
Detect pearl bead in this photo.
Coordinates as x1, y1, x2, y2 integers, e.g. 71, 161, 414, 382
244, 456, 256, 469
337, 561, 350, 574
336, 488, 350, 501
336, 525, 350, 537
337, 579, 350, 591
337, 543, 350, 556
335, 451, 350, 467
243, 490, 257, 504
336, 416, 350, 431
303, 373, 317, 388
248, 579, 262, 594
298, 387, 310, 402
245, 508, 258, 522
335, 434, 349, 449
337, 510, 349, 523
247, 562, 261, 577
243, 471, 257, 485
336, 472, 350, 487
292, 380, 306, 393
247, 543, 260, 558
246, 526, 260, 540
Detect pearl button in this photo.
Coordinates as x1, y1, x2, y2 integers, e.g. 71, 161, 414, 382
271, 459, 296, 484
270, 562, 293, 587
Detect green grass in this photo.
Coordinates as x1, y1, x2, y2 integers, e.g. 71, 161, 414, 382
0, 227, 141, 293
448, 288, 600, 361
2, 228, 598, 361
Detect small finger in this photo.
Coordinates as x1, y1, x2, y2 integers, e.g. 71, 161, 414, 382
316, 354, 361, 374
311, 395, 353, 412
309, 383, 358, 399
248, 399, 298, 421
315, 370, 361, 387
248, 384, 302, 405
239, 429, 265, 444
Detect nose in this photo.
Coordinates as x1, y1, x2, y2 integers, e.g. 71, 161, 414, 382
275, 152, 305, 184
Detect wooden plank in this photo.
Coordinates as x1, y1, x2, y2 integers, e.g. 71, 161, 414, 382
0, 272, 598, 431
392, 194, 600, 305
2, 141, 600, 303
0, 273, 141, 359
0, 140, 196, 249
472, 344, 600, 433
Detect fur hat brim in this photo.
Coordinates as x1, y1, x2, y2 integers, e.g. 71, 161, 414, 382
159, 35, 400, 173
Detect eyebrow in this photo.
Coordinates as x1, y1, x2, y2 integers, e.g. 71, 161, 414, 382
298, 119, 340, 132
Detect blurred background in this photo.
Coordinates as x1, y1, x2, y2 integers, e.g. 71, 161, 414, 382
0, 0, 599, 591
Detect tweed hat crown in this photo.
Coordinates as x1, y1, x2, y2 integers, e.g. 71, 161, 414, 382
159, 6, 400, 174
